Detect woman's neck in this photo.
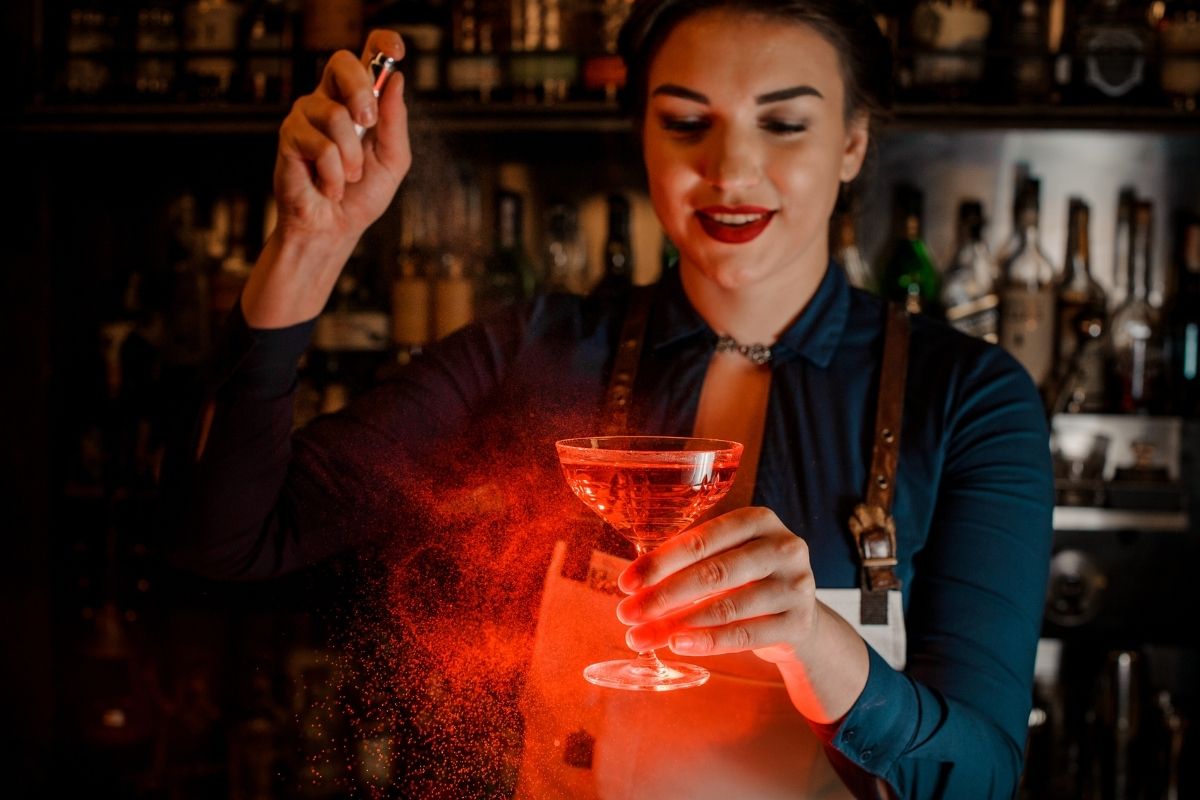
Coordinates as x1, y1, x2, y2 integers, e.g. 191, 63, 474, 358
679, 256, 829, 346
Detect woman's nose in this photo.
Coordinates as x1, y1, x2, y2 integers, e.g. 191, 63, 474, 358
704, 125, 762, 192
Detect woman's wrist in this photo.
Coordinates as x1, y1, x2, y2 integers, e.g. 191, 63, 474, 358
776, 601, 870, 725
241, 227, 360, 329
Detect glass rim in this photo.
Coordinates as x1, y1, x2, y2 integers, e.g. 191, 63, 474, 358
555, 435, 744, 461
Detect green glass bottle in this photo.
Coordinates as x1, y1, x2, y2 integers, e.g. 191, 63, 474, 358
878, 184, 942, 317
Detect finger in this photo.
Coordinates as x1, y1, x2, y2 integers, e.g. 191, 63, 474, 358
320, 49, 378, 129
669, 615, 797, 658
616, 534, 791, 623
281, 111, 348, 200
624, 580, 798, 650
361, 28, 406, 68
298, 93, 365, 183
370, 68, 412, 178
618, 506, 784, 593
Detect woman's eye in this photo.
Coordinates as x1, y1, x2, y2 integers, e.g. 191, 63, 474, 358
659, 116, 710, 136
761, 120, 807, 135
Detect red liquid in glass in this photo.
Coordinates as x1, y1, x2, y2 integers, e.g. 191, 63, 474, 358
559, 459, 737, 548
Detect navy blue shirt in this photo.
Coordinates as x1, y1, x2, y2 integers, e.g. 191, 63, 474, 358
164, 262, 1053, 798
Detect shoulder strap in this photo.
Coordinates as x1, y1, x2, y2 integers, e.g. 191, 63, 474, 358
601, 284, 656, 436
850, 303, 910, 625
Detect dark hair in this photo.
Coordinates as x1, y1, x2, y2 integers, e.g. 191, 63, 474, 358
617, 0, 894, 132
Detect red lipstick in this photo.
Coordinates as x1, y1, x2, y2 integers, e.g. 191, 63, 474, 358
696, 206, 776, 244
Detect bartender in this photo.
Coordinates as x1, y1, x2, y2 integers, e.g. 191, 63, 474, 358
162, 1, 1053, 797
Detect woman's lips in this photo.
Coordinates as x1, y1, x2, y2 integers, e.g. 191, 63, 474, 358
696, 207, 777, 244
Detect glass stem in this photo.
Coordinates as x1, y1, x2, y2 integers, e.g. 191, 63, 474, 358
630, 541, 669, 675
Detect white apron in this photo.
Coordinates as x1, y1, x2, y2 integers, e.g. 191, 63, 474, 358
515, 540, 906, 800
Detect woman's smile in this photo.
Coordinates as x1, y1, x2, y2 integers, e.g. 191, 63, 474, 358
696, 205, 778, 243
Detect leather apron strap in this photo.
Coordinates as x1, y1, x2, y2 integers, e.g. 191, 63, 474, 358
849, 303, 910, 625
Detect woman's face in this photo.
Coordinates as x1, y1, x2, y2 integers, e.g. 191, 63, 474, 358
642, 10, 869, 294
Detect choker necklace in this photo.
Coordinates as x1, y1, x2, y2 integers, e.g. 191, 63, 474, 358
715, 335, 772, 366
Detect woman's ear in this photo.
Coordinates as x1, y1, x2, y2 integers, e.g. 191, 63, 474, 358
839, 111, 870, 183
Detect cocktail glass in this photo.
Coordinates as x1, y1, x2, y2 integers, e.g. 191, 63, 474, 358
555, 436, 743, 692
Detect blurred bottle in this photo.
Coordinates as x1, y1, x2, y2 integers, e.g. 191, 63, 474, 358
908, 0, 992, 102
1108, 199, 1164, 413
135, 0, 182, 101
941, 199, 999, 342
1053, 198, 1109, 412
183, 0, 243, 102
833, 208, 873, 291
163, 193, 214, 368
211, 194, 254, 327
446, 0, 501, 101
1160, 1, 1200, 111
998, 178, 1057, 390
1110, 187, 1138, 309
509, 0, 579, 104
369, 0, 446, 98
311, 240, 390, 412
543, 199, 588, 294
229, 665, 288, 800
63, 1, 121, 98
1071, 0, 1154, 104
996, 162, 1034, 269
594, 193, 635, 299
1005, 0, 1053, 102
581, 0, 633, 103
478, 189, 537, 318
878, 183, 941, 317
391, 197, 432, 365
243, 0, 295, 104
1164, 210, 1200, 416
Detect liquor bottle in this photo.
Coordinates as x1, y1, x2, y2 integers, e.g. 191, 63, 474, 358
594, 193, 635, 299
1108, 200, 1164, 412
1164, 211, 1200, 415
877, 184, 941, 317
163, 193, 214, 368
446, 0, 501, 101
998, 178, 1057, 390
941, 200, 999, 343
243, 0, 295, 104
477, 189, 537, 319
1160, 1, 1200, 111
1007, 0, 1052, 102
1071, 0, 1154, 103
509, 0, 579, 104
1053, 198, 1109, 413
1111, 188, 1138, 309
996, 162, 1033, 269
63, 1, 121, 98
134, 0, 181, 100
581, 0, 633, 103
833, 208, 873, 291
434, 252, 475, 339
391, 205, 432, 365
183, 0, 243, 102
909, 0, 992, 102
543, 200, 588, 294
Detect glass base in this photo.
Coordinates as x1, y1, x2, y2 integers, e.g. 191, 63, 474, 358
583, 658, 710, 692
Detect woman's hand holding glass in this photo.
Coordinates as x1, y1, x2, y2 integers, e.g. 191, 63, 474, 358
615, 506, 870, 722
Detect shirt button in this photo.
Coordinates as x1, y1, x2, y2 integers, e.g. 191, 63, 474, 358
861, 748, 874, 762
844, 728, 856, 740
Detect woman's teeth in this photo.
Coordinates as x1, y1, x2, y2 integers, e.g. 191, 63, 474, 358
708, 213, 767, 226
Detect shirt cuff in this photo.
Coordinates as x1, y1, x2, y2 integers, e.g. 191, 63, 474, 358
218, 300, 317, 399
810, 644, 917, 777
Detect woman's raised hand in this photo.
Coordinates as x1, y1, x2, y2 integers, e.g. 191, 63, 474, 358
241, 30, 410, 328
275, 29, 411, 240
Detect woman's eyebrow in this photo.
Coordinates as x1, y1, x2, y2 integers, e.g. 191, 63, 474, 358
650, 84, 709, 104
756, 85, 823, 104
648, 84, 824, 105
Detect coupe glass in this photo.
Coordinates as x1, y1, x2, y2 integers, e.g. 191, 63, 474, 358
555, 436, 743, 691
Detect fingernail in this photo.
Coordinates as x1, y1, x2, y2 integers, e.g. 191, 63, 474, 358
619, 568, 642, 592
358, 105, 376, 127
670, 634, 695, 653
616, 599, 640, 624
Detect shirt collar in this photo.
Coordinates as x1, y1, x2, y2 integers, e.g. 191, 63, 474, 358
647, 261, 851, 369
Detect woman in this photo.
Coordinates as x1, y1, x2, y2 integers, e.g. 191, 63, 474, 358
163, 1, 1053, 797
